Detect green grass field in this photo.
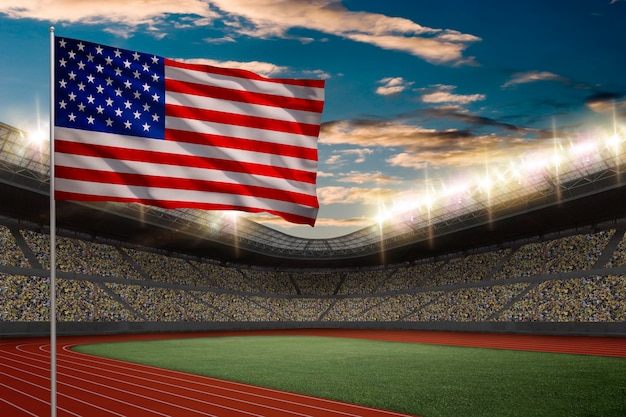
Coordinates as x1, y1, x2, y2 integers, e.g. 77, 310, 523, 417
74, 335, 626, 417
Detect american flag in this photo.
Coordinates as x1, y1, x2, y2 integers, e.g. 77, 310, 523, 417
54, 37, 325, 226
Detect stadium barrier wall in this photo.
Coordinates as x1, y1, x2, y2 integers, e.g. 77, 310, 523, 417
1, 320, 625, 338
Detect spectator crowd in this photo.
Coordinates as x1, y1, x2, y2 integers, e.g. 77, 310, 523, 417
1, 224, 625, 324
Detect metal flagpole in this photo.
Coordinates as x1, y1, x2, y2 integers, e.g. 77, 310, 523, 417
49, 25, 57, 417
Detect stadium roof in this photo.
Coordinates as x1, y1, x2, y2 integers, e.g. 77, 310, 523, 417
2, 120, 626, 268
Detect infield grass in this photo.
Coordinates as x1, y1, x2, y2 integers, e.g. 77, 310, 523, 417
74, 335, 626, 417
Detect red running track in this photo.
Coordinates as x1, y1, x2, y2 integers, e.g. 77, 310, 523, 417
1, 329, 624, 417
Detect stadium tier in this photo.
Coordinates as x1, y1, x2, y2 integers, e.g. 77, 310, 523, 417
1, 215, 625, 336
1, 120, 626, 336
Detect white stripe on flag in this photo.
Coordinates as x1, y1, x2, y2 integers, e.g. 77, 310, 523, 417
166, 91, 323, 125
164, 116, 319, 150
55, 179, 317, 219
55, 127, 318, 173
165, 64, 325, 101
55, 153, 315, 195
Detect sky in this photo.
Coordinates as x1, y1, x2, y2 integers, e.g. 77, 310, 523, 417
1, 0, 625, 239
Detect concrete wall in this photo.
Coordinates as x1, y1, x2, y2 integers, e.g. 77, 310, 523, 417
2, 320, 625, 338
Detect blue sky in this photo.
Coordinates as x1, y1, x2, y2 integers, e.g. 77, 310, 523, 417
1, 0, 625, 238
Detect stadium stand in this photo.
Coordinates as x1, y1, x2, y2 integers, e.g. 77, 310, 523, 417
1, 218, 625, 336
1, 120, 625, 336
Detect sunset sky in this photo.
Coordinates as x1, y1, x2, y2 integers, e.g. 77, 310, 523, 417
1, 0, 625, 238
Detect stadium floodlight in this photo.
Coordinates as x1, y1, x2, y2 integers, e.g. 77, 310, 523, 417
27, 127, 48, 146
375, 205, 390, 227
569, 140, 598, 159
604, 133, 623, 154
2, 117, 626, 262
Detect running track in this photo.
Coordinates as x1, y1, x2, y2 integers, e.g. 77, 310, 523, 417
1, 329, 625, 417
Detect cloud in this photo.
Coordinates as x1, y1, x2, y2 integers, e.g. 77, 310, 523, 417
321, 118, 475, 150
420, 108, 524, 132
316, 170, 336, 178
301, 69, 333, 80
345, 32, 478, 65
420, 85, 485, 105
255, 214, 372, 231
336, 171, 400, 185
209, 0, 441, 38
385, 145, 515, 170
318, 186, 399, 205
170, 57, 330, 78
322, 155, 343, 167
341, 148, 373, 163
320, 107, 531, 154
310, 216, 372, 228
202, 36, 236, 44
585, 91, 626, 114
376, 77, 414, 96
502, 71, 569, 88
324, 148, 374, 167
0, 0, 480, 66
0, 0, 214, 27
321, 114, 545, 171
172, 57, 289, 77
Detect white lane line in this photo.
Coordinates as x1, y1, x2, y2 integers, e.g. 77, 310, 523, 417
0, 355, 203, 417
3, 346, 268, 417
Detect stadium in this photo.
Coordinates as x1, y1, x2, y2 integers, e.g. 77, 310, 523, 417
1, 118, 626, 416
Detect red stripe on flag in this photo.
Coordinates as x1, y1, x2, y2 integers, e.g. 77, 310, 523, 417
54, 191, 317, 226
55, 166, 319, 207
166, 79, 324, 113
55, 139, 317, 184
164, 58, 326, 89
164, 129, 318, 161
165, 104, 322, 137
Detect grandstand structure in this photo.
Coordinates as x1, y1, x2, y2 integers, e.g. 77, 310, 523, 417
2, 120, 626, 268
1, 120, 626, 337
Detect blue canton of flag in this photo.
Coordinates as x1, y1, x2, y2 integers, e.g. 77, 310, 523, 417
55, 38, 166, 140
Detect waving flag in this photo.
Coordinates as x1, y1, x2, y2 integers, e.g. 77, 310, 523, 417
53, 37, 324, 226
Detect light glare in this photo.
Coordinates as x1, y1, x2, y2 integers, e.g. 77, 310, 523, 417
369, 123, 626, 225
28, 128, 48, 145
